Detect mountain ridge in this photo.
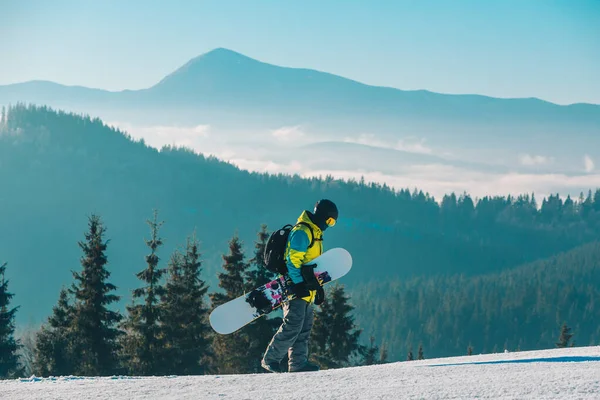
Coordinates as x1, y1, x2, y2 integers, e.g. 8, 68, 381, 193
1, 47, 598, 108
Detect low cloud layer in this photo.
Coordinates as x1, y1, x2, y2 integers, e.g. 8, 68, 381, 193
271, 125, 306, 143
109, 121, 211, 151
107, 121, 600, 203
225, 156, 600, 202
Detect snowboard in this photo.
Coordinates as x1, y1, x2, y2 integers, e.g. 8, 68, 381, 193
209, 247, 352, 335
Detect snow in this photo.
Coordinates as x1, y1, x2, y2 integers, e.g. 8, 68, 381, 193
2, 346, 600, 399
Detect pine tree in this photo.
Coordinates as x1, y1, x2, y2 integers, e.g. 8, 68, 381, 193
311, 284, 362, 369
407, 346, 414, 361
34, 287, 75, 376
210, 234, 248, 308
593, 189, 600, 212
245, 224, 277, 289
243, 225, 281, 373
68, 214, 123, 376
379, 343, 388, 364
161, 232, 212, 375
467, 344, 473, 356
120, 210, 167, 375
556, 322, 574, 348
159, 250, 186, 373
362, 335, 380, 366
209, 233, 252, 374
417, 343, 424, 360
0, 261, 23, 378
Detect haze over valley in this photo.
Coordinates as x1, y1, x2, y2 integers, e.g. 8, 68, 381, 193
2, 48, 599, 202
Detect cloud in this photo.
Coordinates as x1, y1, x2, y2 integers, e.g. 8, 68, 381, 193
107, 121, 210, 152
519, 154, 553, 166
102, 121, 600, 205
227, 158, 305, 175
271, 125, 305, 142
343, 134, 433, 154
395, 138, 433, 154
584, 155, 595, 173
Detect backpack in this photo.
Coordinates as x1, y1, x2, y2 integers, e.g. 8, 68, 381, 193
263, 222, 315, 276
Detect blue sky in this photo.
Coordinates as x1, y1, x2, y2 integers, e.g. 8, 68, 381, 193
2, 0, 599, 105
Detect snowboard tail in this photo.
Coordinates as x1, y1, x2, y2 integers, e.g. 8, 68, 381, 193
209, 248, 352, 335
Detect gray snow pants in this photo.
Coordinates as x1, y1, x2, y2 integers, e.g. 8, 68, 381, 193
262, 298, 314, 372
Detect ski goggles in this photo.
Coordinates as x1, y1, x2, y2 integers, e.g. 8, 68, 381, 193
326, 217, 337, 227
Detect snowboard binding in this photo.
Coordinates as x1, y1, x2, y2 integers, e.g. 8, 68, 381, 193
246, 289, 273, 314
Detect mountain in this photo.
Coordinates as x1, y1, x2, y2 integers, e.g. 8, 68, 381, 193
1, 48, 599, 142
2, 104, 600, 329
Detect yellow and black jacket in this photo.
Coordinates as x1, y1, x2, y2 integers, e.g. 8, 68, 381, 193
284, 211, 323, 303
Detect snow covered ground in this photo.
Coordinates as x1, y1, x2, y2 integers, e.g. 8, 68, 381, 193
3, 346, 600, 399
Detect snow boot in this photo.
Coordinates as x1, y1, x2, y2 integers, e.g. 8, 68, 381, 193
261, 359, 284, 373
289, 361, 320, 372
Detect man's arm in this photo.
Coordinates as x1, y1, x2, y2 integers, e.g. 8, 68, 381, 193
286, 228, 310, 284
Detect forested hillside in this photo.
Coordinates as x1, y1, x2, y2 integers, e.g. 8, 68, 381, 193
352, 241, 600, 361
1, 103, 600, 327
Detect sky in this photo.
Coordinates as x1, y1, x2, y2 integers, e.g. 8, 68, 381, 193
1, 0, 599, 105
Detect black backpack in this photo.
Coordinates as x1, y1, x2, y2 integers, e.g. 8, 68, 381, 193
263, 222, 315, 275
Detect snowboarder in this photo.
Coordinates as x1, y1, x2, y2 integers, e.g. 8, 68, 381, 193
261, 199, 339, 373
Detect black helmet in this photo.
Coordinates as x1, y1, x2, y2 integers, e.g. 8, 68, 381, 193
313, 199, 338, 229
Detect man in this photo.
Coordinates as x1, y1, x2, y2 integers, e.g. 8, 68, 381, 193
261, 199, 339, 373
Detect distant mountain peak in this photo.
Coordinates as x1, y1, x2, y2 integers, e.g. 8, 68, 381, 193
150, 47, 266, 90
191, 47, 258, 64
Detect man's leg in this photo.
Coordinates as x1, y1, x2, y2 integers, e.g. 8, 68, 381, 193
288, 301, 316, 372
262, 298, 307, 372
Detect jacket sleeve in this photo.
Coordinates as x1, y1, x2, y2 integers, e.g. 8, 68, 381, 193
285, 228, 311, 284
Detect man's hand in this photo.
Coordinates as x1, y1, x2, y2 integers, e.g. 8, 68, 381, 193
300, 264, 321, 290
301, 263, 326, 305
314, 286, 325, 305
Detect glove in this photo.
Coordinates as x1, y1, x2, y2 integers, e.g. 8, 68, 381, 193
300, 264, 321, 290
314, 286, 325, 306
301, 264, 325, 305
290, 282, 310, 298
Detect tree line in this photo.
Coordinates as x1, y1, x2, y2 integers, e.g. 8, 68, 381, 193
350, 241, 600, 360
0, 211, 386, 379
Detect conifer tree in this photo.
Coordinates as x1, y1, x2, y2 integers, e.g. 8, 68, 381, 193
593, 189, 600, 212
379, 343, 388, 364
120, 210, 167, 375
33, 288, 75, 376
310, 284, 362, 369
407, 346, 414, 361
0, 261, 23, 378
209, 234, 252, 374
68, 214, 123, 376
417, 343, 424, 360
159, 250, 186, 373
161, 232, 212, 375
362, 335, 380, 366
243, 225, 281, 373
245, 224, 277, 289
556, 322, 574, 348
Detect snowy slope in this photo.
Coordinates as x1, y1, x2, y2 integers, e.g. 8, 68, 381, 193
3, 346, 600, 399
